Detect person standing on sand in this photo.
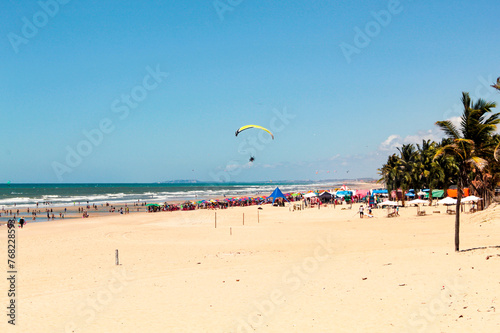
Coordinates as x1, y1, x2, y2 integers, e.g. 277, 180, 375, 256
19, 217, 25, 228
359, 205, 364, 218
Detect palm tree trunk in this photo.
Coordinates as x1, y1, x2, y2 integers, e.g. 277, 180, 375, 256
455, 175, 463, 252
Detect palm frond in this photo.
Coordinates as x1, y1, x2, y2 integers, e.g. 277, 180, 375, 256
494, 141, 500, 161
467, 156, 488, 171
435, 120, 460, 139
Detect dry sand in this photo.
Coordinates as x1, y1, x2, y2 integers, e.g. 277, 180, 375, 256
1, 201, 500, 332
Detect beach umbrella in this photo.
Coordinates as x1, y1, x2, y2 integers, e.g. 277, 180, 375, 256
461, 195, 481, 203
407, 198, 428, 214
377, 200, 398, 207
407, 199, 428, 205
438, 197, 457, 205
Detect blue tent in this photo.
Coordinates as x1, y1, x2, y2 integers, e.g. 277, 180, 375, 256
371, 189, 388, 196
406, 189, 415, 198
336, 190, 353, 198
268, 187, 289, 203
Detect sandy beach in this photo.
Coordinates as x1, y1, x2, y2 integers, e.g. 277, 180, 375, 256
1, 201, 500, 332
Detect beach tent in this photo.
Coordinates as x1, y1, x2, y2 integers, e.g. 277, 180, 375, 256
146, 203, 162, 212
354, 189, 370, 198
371, 189, 388, 197
430, 190, 445, 198
426, 190, 444, 198
422, 189, 445, 199
405, 189, 416, 198
268, 187, 289, 203
304, 192, 319, 198
447, 188, 469, 198
335, 190, 352, 198
319, 191, 333, 202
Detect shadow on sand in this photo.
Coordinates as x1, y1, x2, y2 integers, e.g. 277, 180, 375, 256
460, 245, 500, 253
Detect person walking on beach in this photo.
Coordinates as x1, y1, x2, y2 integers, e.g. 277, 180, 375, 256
19, 217, 25, 228
359, 205, 364, 218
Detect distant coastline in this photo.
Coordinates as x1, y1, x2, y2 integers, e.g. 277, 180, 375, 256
159, 177, 377, 185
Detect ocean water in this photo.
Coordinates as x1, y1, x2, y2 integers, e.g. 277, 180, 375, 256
0, 182, 340, 209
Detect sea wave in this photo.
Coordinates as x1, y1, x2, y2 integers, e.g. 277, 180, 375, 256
0, 182, 344, 209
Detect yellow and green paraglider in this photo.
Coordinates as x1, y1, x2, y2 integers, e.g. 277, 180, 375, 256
235, 125, 274, 140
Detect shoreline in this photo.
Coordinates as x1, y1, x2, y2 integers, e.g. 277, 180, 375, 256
0, 181, 378, 223
0, 181, 378, 208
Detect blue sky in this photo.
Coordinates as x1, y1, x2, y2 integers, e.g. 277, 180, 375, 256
1, 0, 500, 183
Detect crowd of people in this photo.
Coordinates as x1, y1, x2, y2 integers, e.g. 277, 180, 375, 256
2, 188, 388, 226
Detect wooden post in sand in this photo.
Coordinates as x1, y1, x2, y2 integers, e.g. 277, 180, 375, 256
215, 212, 217, 228
115, 249, 119, 265
230, 227, 232, 236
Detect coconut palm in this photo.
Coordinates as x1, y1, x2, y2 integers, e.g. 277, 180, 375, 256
396, 144, 417, 206
416, 140, 446, 203
489, 77, 500, 160
378, 153, 400, 197
435, 92, 498, 252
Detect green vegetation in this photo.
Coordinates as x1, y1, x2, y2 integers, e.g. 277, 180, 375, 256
379, 83, 500, 251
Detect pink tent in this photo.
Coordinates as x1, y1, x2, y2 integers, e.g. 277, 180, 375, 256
354, 189, 370, 198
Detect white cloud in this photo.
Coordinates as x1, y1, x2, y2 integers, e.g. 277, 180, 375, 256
379, 126, 445, 153
447, 116, 461, 131
402, 129, 442, 145
225, 162, 253, 172
378, 134, 402, 151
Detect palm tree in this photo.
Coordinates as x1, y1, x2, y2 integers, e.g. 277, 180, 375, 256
416, 140, 444, 204
436, 138, 460, 193
396, 144, 417, 206
378, 154, 401, 197
490, 77, 500, 161
435, 92, 498, 252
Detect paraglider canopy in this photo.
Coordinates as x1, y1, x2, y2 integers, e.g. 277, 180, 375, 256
235, 125, 274, 139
